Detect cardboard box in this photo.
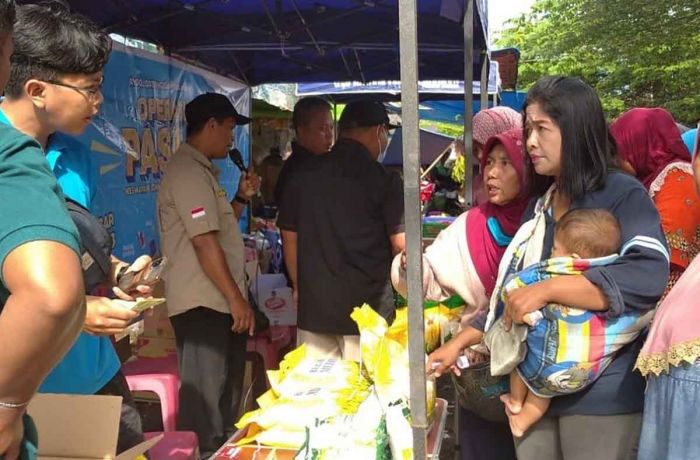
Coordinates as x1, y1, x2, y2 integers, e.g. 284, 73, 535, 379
28, 393, 162, 459
255, 274, 296, 326
136, 335, 177, 358
142, 302, 176, 340
215, 444, 296, 459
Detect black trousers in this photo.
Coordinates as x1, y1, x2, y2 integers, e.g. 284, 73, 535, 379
458, 407, 516, 460
96, 369, 146, 455
170, 307, 247, 457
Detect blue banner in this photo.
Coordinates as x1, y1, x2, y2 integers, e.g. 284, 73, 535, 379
78, 42, 251, 261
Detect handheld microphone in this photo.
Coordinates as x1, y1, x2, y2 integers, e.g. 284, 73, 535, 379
229, 148, 262, 199
228, 148, 247, 172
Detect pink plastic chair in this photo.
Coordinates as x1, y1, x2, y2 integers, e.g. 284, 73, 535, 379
144, 431, 199, 460
245, 325, 293, 371
122, 355, 180, 432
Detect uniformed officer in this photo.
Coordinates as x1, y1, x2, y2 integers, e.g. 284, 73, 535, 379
157, 93, 259, 457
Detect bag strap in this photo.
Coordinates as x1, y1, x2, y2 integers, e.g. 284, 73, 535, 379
65, 198, 113, 279
484, 185, 555, 331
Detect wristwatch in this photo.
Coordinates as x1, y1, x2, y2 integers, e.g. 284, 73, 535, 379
234, 194, 250, 205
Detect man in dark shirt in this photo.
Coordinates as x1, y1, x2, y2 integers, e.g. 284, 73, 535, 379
278, 100, 405, 360
276, 97, 333, 306
274, 97, 334, 205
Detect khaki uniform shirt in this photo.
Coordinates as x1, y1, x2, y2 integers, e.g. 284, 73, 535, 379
157, 142, 246, 317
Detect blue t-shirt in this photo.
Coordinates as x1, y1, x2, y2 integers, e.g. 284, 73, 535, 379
0, 109, 120, 394
683, 128, 697, 156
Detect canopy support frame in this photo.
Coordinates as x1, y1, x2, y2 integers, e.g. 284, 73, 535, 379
398, 0, 427, 458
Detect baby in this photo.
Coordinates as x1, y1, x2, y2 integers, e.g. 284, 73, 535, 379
485, 208, 651, 437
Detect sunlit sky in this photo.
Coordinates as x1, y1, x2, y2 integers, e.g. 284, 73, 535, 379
488, 0, 536, 41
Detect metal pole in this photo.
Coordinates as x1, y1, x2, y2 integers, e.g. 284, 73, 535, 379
398, 0, 427, 458
463, 1, 474, 207
333, 100, 339, 142
454, 4, 476, 450
480, 53, 489, 110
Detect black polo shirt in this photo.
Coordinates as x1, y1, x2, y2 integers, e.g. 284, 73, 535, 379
278, 138, 405, 335
274, 141, 314, 207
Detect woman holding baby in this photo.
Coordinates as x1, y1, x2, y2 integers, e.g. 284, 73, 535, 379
428, 76, 669, 460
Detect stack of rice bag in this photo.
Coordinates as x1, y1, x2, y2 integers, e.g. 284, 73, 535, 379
234, 304, 438, 459
395, 294, 466, 353
235, 345, 371, 449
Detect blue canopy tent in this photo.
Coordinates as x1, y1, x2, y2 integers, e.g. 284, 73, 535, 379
54, 0, 488, 86
412, 90, 527, 124
295, 60, 500, 102
45, 1, 489, 455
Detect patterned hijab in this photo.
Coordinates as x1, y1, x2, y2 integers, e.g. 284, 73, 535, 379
473, 106, 523, 146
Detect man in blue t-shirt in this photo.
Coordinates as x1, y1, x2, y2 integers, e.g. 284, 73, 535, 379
1, 4, 154, 454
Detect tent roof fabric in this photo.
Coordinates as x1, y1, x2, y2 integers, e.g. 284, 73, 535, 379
58, 0, 488, 86
294, 59, 500, 103
383, 127, 454, 166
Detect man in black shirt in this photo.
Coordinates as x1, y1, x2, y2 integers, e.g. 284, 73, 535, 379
277, 97, 333, 307
275, 97, 333, 205
278, 100, 405, 360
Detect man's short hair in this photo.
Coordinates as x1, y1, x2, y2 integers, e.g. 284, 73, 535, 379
5, 3, 111, 98
292, 97, 331, 131
555, 208, 621, 258
0, 0, 15, 37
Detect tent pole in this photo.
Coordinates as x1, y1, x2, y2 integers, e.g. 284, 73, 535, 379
455, 2, 476, 451
398, 0, 427, 458
463, 2, 474, 208
420, 143, 454, 180
333, 100, 338, 142
480, 53, 489, 110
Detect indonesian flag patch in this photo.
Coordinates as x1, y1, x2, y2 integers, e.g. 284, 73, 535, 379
191, 207, 206, 219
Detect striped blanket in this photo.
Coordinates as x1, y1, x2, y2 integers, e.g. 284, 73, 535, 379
497, 255, 651, 397
483, 185, 654, 397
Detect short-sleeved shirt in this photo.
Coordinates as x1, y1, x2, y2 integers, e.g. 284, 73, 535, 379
277, 138, 405, 335
41, 133, 121, 395
157, 142, 246, 317
0, 109, 120, 395
682, 128, 697, 155
274, 141, 314, 206
0, 123, 81, 310
45, 133, 96, 208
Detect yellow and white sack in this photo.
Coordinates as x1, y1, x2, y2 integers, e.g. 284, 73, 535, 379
351, 304, 437, 460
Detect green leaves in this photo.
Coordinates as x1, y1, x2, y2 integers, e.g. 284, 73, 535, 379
497, 0, 700, 124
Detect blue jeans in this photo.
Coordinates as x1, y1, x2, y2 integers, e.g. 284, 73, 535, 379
639, 359, 700, 460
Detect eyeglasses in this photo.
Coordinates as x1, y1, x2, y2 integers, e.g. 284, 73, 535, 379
45, 79, 103, 102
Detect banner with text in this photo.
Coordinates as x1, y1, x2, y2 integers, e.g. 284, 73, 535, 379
79, 42, 250, 261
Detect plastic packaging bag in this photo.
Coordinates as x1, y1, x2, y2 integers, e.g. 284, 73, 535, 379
351, 304, 437, 460
234, 344, 371, 449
